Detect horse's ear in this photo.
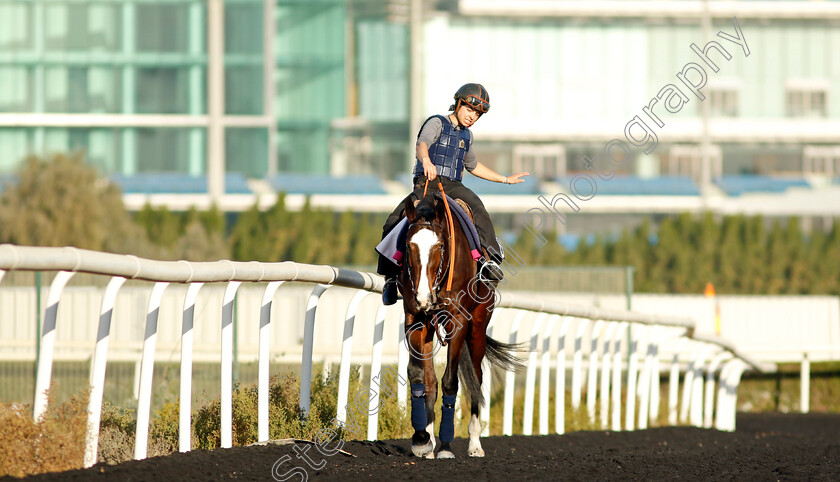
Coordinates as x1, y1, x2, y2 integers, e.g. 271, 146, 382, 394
434, 195, 448, 220
404, 196, 417, 222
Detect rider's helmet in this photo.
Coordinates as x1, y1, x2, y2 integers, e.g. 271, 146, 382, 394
449, 83, 490, 115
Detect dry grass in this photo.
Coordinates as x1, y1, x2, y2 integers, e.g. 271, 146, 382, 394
0, 388, 88, 478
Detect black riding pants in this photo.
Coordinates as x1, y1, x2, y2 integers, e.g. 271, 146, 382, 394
377, 176, 501, 277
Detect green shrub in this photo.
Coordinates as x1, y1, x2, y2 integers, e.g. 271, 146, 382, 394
149, 401, 182, 455
97, 403, 136, 465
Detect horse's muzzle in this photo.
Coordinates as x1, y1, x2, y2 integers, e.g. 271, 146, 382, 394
416, 292, 444, 312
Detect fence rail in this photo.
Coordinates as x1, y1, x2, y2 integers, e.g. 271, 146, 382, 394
0, 245, 774, 468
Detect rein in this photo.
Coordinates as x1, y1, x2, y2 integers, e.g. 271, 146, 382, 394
423, 178, 456, 291
407, 178, 458, 347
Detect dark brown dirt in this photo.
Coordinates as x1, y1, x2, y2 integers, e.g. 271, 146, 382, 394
11, 413, 840, 481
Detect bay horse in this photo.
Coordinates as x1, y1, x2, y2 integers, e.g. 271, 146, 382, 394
398, 186, 523, 459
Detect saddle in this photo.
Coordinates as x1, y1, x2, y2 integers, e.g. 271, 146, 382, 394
375, 194, 482, 266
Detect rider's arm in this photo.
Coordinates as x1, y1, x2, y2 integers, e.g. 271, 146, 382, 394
470, 162, 530, 185
416, 142, 436, 180
416, 118, 443, 180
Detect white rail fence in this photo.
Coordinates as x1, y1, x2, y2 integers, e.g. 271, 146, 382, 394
0, 245, 773, 469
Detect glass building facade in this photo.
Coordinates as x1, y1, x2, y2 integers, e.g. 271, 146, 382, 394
0, 0, 270, 193
2, 1, 839, 198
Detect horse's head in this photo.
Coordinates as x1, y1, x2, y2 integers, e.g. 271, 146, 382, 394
401, 195, 449, 312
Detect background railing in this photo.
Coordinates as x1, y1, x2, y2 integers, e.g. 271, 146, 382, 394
0, 245, 774, 468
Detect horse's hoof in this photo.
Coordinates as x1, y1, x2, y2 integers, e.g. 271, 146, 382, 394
468, 446, 485, 458
411, 440, 434, 458
437, 450, 456, 459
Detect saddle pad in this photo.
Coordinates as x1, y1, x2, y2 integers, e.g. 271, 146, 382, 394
376, 217, 409, 266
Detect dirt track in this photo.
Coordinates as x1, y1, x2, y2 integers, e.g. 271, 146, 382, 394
12, 413, 840, 481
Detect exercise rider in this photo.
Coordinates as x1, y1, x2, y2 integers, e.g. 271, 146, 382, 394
378, 83, 530, 305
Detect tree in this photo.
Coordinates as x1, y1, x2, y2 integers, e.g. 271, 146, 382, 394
174, 219, 230, 261
134, 204, 183, 250
0, 153, 154, 256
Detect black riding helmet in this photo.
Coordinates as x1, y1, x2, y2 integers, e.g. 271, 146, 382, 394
449, 83, 490, 114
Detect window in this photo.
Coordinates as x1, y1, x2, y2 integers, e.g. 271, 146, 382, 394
665, 145, 722, 181
136, 4, 191, 53
136, 68, 191, 114
709, 88, 738, 117
512, 144, 566, 181
786, 81, 828, 118
803, 146, 840, 177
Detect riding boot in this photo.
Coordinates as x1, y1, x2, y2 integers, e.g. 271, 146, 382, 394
382, 276, 399, 306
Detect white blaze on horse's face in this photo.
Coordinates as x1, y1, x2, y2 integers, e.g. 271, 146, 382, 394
409, 227, 441, 310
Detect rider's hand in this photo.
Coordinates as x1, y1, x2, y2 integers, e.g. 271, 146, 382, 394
504, 172, 530, 184
422, 158, 437, 180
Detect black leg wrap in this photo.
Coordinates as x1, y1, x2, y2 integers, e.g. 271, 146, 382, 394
439, 394, 457, 443
410, 383, 427, 431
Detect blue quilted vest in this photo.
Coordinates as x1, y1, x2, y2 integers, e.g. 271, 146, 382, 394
413, 115, 472, 182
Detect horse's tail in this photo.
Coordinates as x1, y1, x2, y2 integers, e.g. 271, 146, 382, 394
486, 335, 528, 375
459, 335, 527, 408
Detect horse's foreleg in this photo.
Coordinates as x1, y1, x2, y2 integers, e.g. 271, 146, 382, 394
437, 315, 468, 459
422, 347, 438, 457
406, 317, 436, 458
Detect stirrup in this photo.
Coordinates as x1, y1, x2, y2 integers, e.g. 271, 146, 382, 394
477, 259, 503, 288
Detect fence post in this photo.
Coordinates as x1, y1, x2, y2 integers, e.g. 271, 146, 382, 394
716, 360, 747, 431
367, 304, 388, 441
611, 322, 626, 431
648, 329, 664, 424
586, 320, 603, 424
625, 324, 639, 431
35, 271, 42, 382
637, 326, 652, 430
523, 313, 547, 435
600, 323, 617, 429
480, 310, 500, 437
258, 281, 284, 442
689, 348, 710, 427
704, 351, 731, 429
555, 317, 571, 434
84, 276, 127, 468
335, 290, 370, 426
179, 282, 204, 452
538, 315, 559, 435
680, 347, 700, 424
301, 284, 330, 418
668, 338, 684, 426
503, 310, 526, 436
714, 361, 734, 430
33, 270, 75, 421
220, 281, 242, 449
135, 282, 169, 460
571, 318, 588, 411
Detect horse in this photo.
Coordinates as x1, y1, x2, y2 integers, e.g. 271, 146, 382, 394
397, 187, 523, 459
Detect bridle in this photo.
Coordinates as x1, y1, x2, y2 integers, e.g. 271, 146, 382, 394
404, 219, 455, 346
403, 179, 459, 345
404, 219, 450, 309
